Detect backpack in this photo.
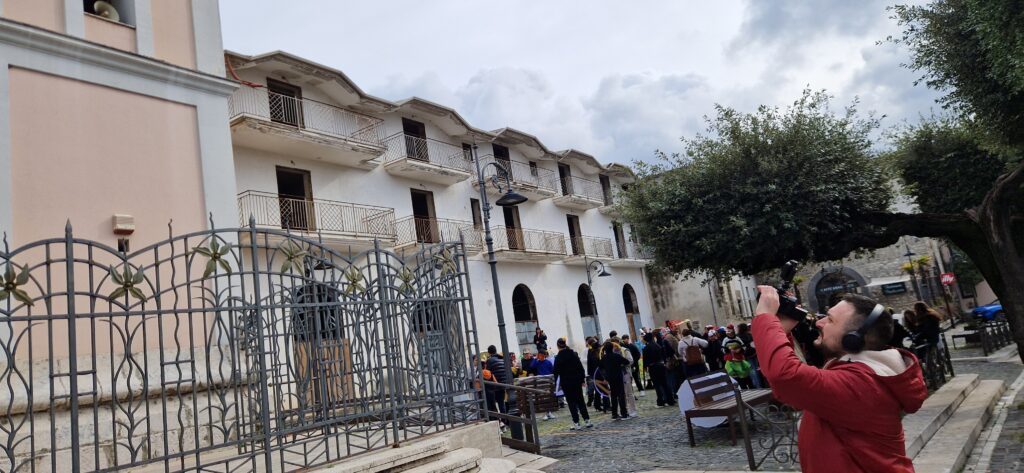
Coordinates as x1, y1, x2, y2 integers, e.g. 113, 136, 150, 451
684, 340, 705, 366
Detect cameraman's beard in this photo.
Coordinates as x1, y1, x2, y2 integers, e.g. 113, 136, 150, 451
813, 337, 843, 360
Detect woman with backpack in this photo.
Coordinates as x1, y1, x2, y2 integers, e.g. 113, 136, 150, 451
677, 328, 709, 380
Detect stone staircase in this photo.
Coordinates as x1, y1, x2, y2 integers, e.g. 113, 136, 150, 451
315, 422, 556, 473
904, 374, 1007, 473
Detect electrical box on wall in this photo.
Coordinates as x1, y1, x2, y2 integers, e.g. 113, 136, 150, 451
112, 214, 135, 235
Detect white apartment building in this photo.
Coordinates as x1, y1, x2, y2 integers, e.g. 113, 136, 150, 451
225, 51, 655, 355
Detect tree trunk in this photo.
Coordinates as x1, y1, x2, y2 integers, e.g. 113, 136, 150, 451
870, 160, 1024, 362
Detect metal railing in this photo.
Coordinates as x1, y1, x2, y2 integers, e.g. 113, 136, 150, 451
567, 235, 615, 258
228, 87, 387, 147
914, 334, 955, 391
0, 223, 482, 472
977, 319, 1013, 355
382, 133, 473, 173
476, 155, 559, 194
618, 241, 652, 260
238, 190, 396, 240
396, 216, 482, 249
490, 227, 567, 255
479, 380, 545, 454
558, 175, 605, 203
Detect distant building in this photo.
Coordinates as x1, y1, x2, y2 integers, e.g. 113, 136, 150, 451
648, 272, 758, 328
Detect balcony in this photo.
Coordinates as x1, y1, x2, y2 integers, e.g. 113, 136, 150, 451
553, 175, 605, 211
563, 236, 616, 265
237, 190, 396, 249
228, 87, 386, 169
395, 216, 482, 250
598, 194, 620, 216
382, 133, 473, 185
609, 241, 653, 268
472, 156, 559, 201
489, 227, 567, 263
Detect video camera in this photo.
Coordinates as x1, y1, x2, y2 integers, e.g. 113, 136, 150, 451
757, 260, 809, 322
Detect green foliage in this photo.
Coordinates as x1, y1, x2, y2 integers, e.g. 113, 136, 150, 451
884, 119, 1008, 214
620, 90, 891, 277
891, 0, 1024, 151
949, 245, 984, 289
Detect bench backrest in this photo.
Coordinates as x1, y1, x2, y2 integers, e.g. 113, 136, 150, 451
688, 370, 738, 407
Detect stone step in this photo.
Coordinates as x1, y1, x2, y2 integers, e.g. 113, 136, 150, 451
913, 380, 1006, 473
904, 373, 980, 458
475, 457, 517, 473
400, 448, 482, 473
320, 437, 450, 473
513, 469, 546, 473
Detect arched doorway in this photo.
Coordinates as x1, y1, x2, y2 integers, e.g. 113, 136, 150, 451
812, 269, 864, 313
578, 284, 600, 340
622, 284, 640, 340
512, 284, 539, 354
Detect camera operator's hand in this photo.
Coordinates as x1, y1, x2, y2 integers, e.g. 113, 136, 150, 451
756, 286, 780, 315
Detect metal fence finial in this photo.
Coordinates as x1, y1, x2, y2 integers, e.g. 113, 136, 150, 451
208, 212, 216, 230
65, 219, 72, 234
167, 219, 174, 238
248, 214, 256, 228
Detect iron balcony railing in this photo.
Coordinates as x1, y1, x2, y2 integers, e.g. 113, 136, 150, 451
382, 133, 473, 173
396, 216, 482, 249
621, 241, 653, 260
559, 175, 605, 203
228, 87, 387, 147
238, 190, 396, 240
490, 226, 567, 255
476, 155, 559, 194
567, 235, 615, 258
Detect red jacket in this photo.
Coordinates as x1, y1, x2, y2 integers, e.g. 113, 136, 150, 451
752, 314, 928, 473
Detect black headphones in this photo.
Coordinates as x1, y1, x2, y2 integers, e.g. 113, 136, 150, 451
841, 304, 886, 353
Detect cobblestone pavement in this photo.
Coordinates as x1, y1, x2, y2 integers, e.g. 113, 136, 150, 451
536, 391, 795, 473
951, 359, 1023, 386
989, 387, 1024, 472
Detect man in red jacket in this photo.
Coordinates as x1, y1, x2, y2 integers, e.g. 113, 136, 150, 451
752, 287, 928, 473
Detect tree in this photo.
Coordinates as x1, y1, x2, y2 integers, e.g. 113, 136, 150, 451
623, 0, 1024, 360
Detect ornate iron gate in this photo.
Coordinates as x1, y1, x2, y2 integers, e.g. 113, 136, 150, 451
0, 220, 481, 472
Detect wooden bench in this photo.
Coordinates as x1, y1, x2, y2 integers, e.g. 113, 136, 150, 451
684, 370, 774, 448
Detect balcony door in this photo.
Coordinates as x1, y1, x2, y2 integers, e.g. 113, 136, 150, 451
410, 189, 438, 243
600, 175, 613, 205
612, 222, 628, 258
267, 79, 303, 127
402, 118, 429, 162
567, 214, 583, 255
493, 144, 512, 181
558, 164, 573, 195
276, 166, 314, 231
503, 206, 523, 250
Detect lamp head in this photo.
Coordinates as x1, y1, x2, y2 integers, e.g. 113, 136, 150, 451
495, 190, 528, 207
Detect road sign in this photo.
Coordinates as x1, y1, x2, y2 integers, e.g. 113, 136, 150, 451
940, 272, 956, 286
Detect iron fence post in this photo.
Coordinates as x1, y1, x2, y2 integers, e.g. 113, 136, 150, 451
373, 238, 403, 443
63, 221, 81, 472
247, 217, 275, 472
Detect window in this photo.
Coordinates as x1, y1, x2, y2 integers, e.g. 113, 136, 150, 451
267, 79, 303, 127
83, 0, 135, 26
462, 143, 473, 161
492, 144, 511, 180
470, 198, 482, 230
402, 118, 429, 161
529, 161, 539, 177
117, 238, 130, 254
599, 175, 613, 205
276, 166, 314, 231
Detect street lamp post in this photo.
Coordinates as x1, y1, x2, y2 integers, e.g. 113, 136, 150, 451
904, 240, 922, 300
584, 255, 611, 339
471, 144, 527, 384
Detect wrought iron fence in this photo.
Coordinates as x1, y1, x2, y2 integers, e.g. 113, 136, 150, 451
558, 175, 604, 203
0, 220, 481, 472
489, 227, 567, 255
914, 334, 955, 391
228, 87, 386, 148
567, 236, 614, 258
382, 134, 473, 174
238, 190, 397, 241
395, 217, 481, 250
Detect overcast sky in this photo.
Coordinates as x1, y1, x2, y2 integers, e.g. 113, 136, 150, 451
220, 1, 940, 165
